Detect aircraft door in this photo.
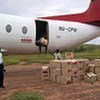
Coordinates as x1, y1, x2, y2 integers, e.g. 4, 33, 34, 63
35, 20, 49, 54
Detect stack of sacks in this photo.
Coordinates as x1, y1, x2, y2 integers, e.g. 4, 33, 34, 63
61, 60, 79, 84
84, 72, 97, 83
49, 60, 62, 83
49, 59, 89, 84
65, 52, 74, 59
76, 59, 89, 80
41, 66, 50, 80
88, 64, 95, 73
93, 59, 100, 80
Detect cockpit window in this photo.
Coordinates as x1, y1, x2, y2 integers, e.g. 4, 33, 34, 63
6, 24, 12, 33
22, 26, 28, 34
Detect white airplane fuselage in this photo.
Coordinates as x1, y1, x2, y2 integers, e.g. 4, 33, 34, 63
0, 14, 100, 54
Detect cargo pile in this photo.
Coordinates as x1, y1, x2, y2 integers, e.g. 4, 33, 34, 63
89, 59, 100, 80
41, 58, 100, 84
49, 59, 89, 84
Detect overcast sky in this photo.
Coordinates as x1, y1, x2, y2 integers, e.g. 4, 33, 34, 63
0, 0, 99, 44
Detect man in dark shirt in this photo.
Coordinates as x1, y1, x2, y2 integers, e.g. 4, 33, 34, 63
0, 48, 5, 88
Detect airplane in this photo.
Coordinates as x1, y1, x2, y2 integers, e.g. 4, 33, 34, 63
0, 0, 100, 54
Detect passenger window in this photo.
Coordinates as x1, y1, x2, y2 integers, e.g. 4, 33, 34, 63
22, 26, 28, 34
6, 24, 12, 33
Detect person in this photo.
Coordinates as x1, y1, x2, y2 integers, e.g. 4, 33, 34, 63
38, 35, 48, 54
49, 49, 62, 60
0, 48, 5, 88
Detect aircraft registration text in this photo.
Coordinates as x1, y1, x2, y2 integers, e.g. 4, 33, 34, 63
59, 26, 77, 32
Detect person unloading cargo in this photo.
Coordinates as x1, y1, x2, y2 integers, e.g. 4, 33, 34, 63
37, 35, 48, 54
49, 49, 62, 60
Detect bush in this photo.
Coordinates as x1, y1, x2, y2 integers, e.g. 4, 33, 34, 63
11, 91, 45, 100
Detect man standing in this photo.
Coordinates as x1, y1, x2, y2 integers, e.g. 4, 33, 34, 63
0, 48, 5, 88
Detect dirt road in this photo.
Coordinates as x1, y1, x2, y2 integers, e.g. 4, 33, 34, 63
0, 63, 100, 100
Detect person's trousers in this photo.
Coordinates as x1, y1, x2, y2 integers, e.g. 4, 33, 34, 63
0, 63, 4, 86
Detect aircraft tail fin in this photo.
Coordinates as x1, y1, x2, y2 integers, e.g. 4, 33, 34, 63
41, 0, 100, 26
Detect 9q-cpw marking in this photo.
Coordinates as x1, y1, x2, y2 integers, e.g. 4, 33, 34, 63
59, 26, 77, 32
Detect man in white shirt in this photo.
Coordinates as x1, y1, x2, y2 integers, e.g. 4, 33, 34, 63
54, 49, 62, 60
49, 49, 62, 60
0, 48, 5, 88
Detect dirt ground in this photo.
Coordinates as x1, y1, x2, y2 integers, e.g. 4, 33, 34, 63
0, 63, 100, 100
